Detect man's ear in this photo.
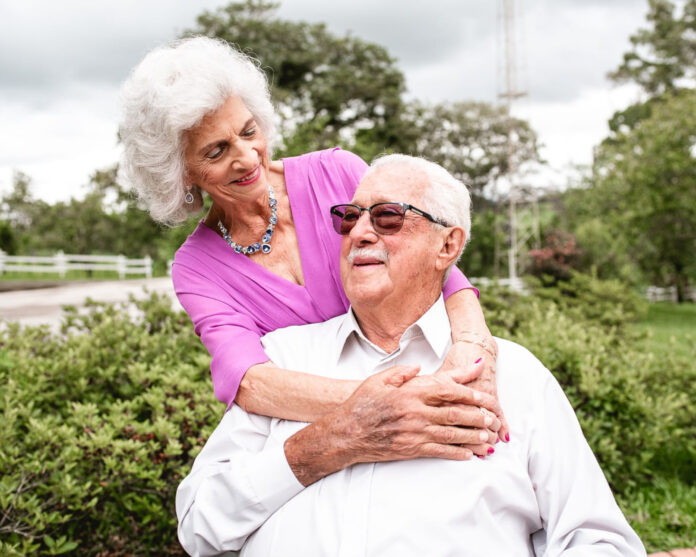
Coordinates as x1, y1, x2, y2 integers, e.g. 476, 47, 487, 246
435, 227, 466, 272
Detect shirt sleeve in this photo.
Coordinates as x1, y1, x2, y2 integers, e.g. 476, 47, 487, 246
442, 266, 479, 299
529, 372, 646, 556
176, 408, 305, 555
172, 260, 270, 406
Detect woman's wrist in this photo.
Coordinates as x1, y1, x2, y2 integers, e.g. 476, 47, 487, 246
452, 331, 498, 359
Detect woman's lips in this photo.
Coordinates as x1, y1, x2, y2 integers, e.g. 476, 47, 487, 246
230, 165, 261, 186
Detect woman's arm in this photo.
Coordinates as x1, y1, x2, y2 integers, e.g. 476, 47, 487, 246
442, 287, 510, 442
236, 362, 358, 422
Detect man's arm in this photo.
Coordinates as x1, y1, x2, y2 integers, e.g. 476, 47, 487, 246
176, 365, 500, 554
529, 371, 646, 556
176, 408, 305, 556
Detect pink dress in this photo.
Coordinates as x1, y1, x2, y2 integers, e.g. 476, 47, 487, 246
172, 148, 475, 404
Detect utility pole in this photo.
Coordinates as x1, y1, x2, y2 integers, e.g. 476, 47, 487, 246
498, 0, 526, 282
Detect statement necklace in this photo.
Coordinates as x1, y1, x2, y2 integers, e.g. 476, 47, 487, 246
218, 185, 278, 255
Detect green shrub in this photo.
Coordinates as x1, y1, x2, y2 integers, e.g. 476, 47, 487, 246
0, 293, 222, 556
1, 276, 693, 554
482, 276, 694, 494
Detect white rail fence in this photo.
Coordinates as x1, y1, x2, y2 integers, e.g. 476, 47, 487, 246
645, 285, 696, 303
0, 250, 152, 279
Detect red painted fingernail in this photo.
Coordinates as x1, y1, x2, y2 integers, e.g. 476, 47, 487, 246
477, 455, 485, 459
487, 447, 495, 454
495, 438, 500, 444
475, 357, 482, 364
505, 434, 510, 442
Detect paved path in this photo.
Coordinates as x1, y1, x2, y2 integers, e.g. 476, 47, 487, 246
0, 278, 179, 329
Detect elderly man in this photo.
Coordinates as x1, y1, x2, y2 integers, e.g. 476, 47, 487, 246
176, 155, 645, 556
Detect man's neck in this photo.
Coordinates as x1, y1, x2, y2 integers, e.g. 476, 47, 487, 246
352, 292, 440, 353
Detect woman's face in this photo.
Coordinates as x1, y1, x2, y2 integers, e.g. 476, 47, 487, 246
184, 96, 270, 206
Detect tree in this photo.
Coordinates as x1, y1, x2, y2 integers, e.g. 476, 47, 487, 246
609, 0, 696, 97
607, 0, 696, 133
583, 90, 696, 301
403, 101, 540, 198
186, 0, 407, 160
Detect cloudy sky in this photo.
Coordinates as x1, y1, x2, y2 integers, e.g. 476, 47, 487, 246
0, 0, 649, 203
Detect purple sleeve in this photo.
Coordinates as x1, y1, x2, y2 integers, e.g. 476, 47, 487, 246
172, 261, 269, 406
443, 267, 479, 299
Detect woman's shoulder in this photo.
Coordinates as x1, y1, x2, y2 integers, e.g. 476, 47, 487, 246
284, 147, 368, 174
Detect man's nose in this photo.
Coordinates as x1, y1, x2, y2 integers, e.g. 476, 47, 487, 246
349, 210, 378, 244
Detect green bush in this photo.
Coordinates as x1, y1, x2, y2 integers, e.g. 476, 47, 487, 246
482, 275, 696, 551
0, 294, 222, 556
1, 276, 693, 554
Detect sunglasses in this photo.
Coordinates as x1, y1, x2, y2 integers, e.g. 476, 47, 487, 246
329, 202, 450, 236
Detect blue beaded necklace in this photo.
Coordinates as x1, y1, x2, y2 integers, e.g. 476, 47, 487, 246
217, 185, 278, 255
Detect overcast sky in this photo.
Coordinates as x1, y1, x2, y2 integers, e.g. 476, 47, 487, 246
0, 0, 649, 203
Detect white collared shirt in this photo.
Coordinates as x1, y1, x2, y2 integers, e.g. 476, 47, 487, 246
176, 297, 645, 557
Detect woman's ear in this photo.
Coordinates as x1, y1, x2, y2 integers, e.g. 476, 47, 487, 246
435, 227, 466, 272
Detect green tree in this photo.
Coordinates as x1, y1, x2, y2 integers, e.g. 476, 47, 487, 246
187, 0, 407, 160
610, 0, 696, 97
403, 101, 540, 197
608, 0, 696, 133
581, 90, 696, 301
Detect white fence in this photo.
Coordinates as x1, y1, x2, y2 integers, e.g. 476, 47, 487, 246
470, 276, 527, 293
0, 250, 152, 279
645, 285, 696, 303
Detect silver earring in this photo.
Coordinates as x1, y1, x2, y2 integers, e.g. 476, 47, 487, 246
184, 187, 195, 204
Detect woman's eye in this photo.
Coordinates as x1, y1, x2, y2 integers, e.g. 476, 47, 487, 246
206, 146, 224, 159
242, 126, 256, 138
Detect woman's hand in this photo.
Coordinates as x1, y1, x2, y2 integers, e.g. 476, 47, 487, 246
285, 364, 499, 486
437, 340, 510, 446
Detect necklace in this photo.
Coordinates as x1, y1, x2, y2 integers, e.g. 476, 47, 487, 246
217, 185, 278, 255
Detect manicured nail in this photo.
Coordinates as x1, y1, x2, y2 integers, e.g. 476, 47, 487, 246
474, 357, 482, 364
477, 455, 485, 459
505, 433, 510, 442
495, 438, 500, 444
487, 447, 495, 455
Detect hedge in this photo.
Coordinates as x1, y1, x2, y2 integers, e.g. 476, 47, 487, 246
0, 275, 694, 554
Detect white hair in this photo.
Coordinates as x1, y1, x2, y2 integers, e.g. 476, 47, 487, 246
367, 154, 472, 271
118, 36, 277, 225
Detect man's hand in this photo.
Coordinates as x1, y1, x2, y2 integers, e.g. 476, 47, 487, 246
285, 364, 499, 487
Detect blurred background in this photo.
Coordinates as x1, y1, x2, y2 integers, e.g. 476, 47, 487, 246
0, 1, 694, 555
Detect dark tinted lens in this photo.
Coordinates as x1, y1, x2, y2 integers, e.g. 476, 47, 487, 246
331, 205, 361, 235
371, 204, 405, 234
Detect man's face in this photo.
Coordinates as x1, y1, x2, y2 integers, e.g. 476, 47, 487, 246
340, 165, 442, 309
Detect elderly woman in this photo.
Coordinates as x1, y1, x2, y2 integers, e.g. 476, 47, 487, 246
119, 36, 507, 454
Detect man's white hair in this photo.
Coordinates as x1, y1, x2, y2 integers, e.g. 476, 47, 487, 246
367, 154, 472, 269
118, 36, 277, 225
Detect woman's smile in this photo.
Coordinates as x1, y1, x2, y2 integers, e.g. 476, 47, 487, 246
230, 165, 261, 186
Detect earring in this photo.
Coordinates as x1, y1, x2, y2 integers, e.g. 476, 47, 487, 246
184, 187, 195, 205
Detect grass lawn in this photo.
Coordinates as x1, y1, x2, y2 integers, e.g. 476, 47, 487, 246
626, 301, 696, 552
633, 301, 696, 360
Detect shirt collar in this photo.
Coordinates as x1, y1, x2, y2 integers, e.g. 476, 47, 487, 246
334, 295, 451, 364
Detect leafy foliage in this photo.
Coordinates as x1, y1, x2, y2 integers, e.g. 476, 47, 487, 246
0, 294, 220, 555
482, 275, 694, 499
2, 276, 694, 553
576, 90, 696, 300
187, 0, 407, 161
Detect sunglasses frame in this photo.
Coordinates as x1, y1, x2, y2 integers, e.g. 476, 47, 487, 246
329, 202, 451, 236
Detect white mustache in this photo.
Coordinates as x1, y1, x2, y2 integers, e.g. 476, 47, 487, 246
347, 247, 389, 264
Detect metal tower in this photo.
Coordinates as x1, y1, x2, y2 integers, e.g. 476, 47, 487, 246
497, 0, 527, 282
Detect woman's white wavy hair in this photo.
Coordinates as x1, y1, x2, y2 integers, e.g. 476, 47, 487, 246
118, 36, 277, 225
368, 154, 472, 270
